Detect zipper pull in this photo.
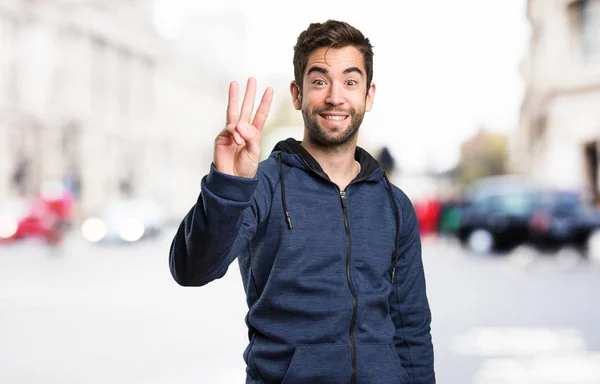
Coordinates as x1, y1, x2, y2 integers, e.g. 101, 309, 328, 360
340, 191, 347, 208
390, 266, 396, 283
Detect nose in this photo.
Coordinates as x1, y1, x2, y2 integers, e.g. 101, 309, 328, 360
325, 83, 345, 106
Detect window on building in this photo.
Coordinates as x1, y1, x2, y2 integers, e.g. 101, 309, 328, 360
580, 0, 600, 59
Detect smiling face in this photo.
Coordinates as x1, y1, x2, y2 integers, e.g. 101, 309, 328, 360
291, 45, 376, 149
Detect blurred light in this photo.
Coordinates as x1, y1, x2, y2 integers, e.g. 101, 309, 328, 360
119, 219, 144, 242
0, 217, 18, 239
81, 218, 106, 242
587, 229, 600, 264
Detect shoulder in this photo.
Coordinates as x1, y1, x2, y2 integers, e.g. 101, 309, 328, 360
386, 179, 419, 223
387, 180, 414, 209
384, 180, 421, 241
257, 155, 280, 177
254, 155, 284, 191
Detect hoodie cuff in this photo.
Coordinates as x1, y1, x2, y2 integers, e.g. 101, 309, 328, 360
204, 163, 259, 203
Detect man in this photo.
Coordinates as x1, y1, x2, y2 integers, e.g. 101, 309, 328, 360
170, 19, 435, 384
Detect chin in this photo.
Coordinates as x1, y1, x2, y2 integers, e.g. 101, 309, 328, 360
313, 131, 357, 147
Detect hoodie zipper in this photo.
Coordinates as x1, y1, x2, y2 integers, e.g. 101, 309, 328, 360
340, 191, 357, 384
283, 153, 390, 383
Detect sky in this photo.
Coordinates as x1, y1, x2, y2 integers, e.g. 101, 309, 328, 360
154, 0, 530, 173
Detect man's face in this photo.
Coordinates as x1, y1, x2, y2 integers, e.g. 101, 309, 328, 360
291, 46, 376, 148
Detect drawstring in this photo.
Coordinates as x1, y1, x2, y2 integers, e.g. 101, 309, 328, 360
278, 153, 293, 229
384, 174, 401, 283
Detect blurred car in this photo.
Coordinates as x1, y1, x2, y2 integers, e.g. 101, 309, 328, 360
38, 180, 76, 224
456, 176, 600, 256
80, 199, 166, 244
457, 185, 537, 253
0, 181, 76, 244
437, 199, 462, 237
414, 198, 442, 236
528, 190, 600, 253
37, 180, 76, 244
0, 198, 58, 243
464, 174, 536, 196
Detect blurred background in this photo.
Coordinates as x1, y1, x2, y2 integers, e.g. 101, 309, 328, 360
1, 0, 600, 383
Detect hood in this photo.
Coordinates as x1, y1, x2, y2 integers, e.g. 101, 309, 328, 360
271, 138, 382, 181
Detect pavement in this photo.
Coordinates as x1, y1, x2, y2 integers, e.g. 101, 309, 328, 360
1, 230, 599, 383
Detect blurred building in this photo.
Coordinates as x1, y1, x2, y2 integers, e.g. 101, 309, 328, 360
511, 0, 600, 204
154, 10, 246, 218
0, 0, 160, 213
0, 0, 245, 220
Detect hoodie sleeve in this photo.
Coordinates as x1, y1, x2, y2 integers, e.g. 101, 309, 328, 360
169, 163, 272, 287
389, 190, 435, 383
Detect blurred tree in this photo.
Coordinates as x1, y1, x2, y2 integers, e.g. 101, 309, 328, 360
456, 126, 508, 186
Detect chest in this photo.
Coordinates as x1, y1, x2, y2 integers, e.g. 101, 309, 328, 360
249, 180, 399, 290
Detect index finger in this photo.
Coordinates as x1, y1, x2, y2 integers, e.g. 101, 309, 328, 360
226, 81, 239, 125
252, 87, 274, 132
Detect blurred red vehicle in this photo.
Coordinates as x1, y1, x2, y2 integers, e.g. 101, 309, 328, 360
0, 181, 75, 244
414, 198, 442, 236
0, 198, 51, 242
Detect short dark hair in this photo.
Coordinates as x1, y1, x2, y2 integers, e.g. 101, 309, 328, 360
293, 20, 374, 92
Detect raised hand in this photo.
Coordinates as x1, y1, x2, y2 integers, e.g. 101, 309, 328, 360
214, 78, 274, 178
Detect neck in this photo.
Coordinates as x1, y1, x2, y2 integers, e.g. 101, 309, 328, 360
301, 136, 359, 190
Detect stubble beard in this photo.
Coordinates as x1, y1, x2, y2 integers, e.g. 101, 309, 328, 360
302, 106, 365, 151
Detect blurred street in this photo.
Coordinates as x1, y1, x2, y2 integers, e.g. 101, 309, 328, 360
2, 1, 600, 382
1, 230, 600, 384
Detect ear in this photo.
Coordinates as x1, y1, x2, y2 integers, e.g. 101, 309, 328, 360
365, 82, 376, 112
290, 81, 302, 111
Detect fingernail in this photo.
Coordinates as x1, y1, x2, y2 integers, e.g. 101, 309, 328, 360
235, 133, 243, 144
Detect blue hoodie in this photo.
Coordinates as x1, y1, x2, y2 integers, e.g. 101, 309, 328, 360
170, 138, 435, 384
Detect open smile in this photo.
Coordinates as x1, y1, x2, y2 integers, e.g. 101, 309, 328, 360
319, 114, 349, 122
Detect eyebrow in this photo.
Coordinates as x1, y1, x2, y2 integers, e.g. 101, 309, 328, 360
306, 66, 364, 77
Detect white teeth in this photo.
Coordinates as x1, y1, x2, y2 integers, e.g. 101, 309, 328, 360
324, 115, 346, 121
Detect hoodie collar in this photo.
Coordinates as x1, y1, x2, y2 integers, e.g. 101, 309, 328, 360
271, 138, 381, 181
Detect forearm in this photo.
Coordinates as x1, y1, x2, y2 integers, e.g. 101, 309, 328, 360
169, 164, 259, 286
392, 301, 435, 383
390, 191, 435, 383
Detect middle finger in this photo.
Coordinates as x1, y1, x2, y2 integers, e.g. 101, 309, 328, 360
239, 77, 256, 123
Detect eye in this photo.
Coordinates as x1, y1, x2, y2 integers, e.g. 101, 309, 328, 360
312, 79, 326, 86
346, 80, 358, 86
